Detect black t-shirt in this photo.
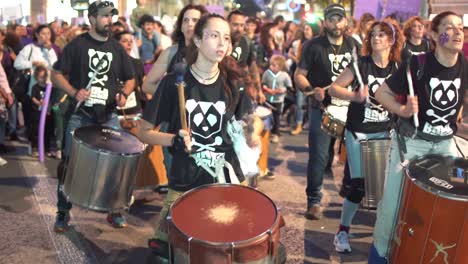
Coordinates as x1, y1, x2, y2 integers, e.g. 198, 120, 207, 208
31, 83, 45, 111
231, 35, 256, 67
143, 69, 250, 192
347, 56, 397, 133
401, 39, 430, 64
386, 51, 467, 139
53, 33, 134, 118
298, 35, 356, 106
116, 57, 144, 115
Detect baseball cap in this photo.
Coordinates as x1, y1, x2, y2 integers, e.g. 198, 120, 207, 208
324, 4, 346, 19
88, 1, 118, 16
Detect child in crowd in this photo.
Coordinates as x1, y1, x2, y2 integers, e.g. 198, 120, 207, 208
30, 65, 54, 157
262, 54, 293, 143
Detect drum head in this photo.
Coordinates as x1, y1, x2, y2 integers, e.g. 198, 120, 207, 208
407, 154, 468, 200
254, 106, 272, 118
73, 125, 145, 155
170, 184, 278, 243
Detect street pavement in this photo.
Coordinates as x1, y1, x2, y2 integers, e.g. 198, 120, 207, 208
0, 128, 374, 264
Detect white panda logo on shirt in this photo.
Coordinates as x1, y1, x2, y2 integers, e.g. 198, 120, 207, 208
84, 49, 112, 107
423, 77, 461, 136
363, 74, 390, 123
329, 52, 352, 76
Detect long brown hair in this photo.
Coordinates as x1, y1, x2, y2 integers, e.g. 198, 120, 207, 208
362, 20, 404, 63
185, 14, 243, 115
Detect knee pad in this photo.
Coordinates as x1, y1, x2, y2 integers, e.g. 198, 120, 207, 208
346, 178, 365, 204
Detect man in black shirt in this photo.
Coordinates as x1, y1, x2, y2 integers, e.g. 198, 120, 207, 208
51, 0, 135, 232
294, 3, 355, 220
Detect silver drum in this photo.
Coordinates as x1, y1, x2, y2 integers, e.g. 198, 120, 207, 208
64, 125, 145, 211
360, 138, 390, 209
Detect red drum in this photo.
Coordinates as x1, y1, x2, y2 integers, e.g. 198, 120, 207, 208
391, 155, 468, 264
168, 184, 284, 264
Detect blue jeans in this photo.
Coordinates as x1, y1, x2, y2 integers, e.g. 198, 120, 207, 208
295, 90, 305, 125
57, 112, 120, 212
7, 102, 17, 135
306, 107, 331, 207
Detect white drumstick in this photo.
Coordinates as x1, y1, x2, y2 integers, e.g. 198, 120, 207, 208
351, 47, 369, 105
304, 86, 330, 97
75, 59, 106, 112
406, 65, 419, 127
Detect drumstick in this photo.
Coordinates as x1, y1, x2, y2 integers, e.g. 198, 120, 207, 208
406, 60, 419, 128
74, 58, 106, 112
174, 63, 187, 130
303, 86, 330, 97
262, 101, 277, 111
351, 47, 369, 104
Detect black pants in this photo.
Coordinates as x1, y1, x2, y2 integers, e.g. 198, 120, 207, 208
30, 110, 54, 151
270, 102, 283, 135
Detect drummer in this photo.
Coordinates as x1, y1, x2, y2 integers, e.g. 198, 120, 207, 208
369, 11, 467, 263
329, 20, 403, 253
51, 1, 135, 232
294, 3, 356, 220
134, 14, 252, 261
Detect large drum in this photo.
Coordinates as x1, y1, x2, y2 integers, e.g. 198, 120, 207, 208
390, 154, 468, 264
168, 184, 284, 264
360, 138, 390, 209
321, 105, 348, 138
64, 125, 145, 211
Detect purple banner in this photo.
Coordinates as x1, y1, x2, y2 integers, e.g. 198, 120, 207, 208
206, 5, 224, 16
382, 0, 421, 21
354, 0, 379, 19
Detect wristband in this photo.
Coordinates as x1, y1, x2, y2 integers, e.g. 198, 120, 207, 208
304, 86, 314, 92
172, 133, 186, 152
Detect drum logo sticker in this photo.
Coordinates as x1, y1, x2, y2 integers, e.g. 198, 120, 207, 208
85, 49, 112, 107
429, 239, 456, 264
423, 78, 460, 136
429, 177, 454, 189
363, 74, 390, 123
186, 99, 226, 167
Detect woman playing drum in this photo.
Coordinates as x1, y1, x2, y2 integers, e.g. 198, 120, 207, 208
329, 20, 403, 253
134, 14, 253, 261
369, 11, 467, 263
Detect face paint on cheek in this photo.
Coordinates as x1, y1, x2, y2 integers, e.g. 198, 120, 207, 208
439, 32, 450, 45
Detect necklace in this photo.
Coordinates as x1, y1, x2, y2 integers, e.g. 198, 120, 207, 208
190, 66, 220, 83
330, 44, 342, 68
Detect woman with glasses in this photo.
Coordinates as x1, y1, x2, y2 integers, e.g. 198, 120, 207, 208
329, 20, 403, 254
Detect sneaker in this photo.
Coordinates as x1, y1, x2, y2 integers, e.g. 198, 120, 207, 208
264, 170, 275, 180
148, 238, 170, 259
107, 212, 128, 228
8, 133, 19, 141
305, 204, 322, 220
54, 211, 70, 233
270, 134, 279, 143
334, 231, 352, 253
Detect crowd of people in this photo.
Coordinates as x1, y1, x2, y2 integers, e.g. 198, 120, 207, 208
0, 0, 467, 263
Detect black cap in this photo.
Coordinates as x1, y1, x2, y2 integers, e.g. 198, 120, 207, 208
324, 4, 346, 19
88, 1, 118, 17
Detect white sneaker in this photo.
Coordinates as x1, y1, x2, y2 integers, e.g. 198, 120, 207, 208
334, 231, 352, 253
270, 134, 279, 143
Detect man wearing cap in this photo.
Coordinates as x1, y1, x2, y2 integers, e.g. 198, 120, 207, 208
136, 14, 161, 72
51, 0, 135, 232
294, 3, 356, 222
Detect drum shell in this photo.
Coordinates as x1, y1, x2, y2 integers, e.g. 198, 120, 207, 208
64, 133, 142, 211
168, 184, 283, 264
360, 138, 390, 209
390, 171, 468, 264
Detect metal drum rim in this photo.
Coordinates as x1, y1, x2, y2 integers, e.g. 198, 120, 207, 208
405, 168, 468, 202
72, 127, 145, 156
168, 183, 281, 247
